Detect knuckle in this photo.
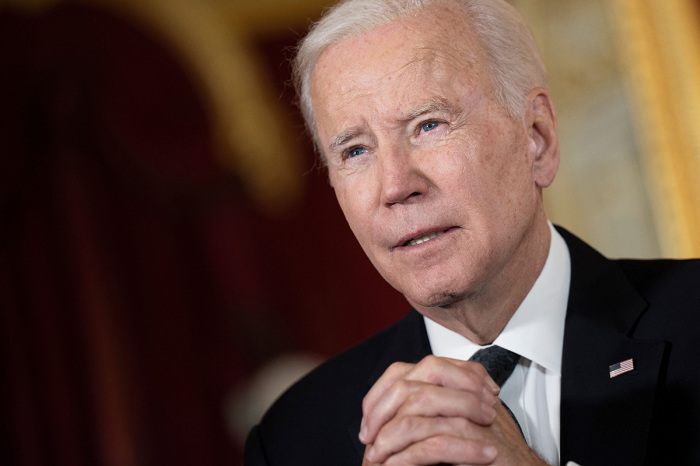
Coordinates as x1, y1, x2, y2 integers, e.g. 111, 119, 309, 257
422, 354, 440, 364
449, 415, 471, 433
462, 367, 485, 390
405, 384, 432, 406
412, 355, 444, 385
425, 434, 450, 453
387, 361, 409, 375
372, 431, 389, 453
417, 354, 441, 371
361, 394, 371, 412
424, 369, 443, 385
398, 415, 416, 435
474, 362, 492, 381
394, 378, 415, 396
460, 440, 486, 459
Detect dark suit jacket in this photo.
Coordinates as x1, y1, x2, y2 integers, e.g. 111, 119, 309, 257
245, 228, 700, 465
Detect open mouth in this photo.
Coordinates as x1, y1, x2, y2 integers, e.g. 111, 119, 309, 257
403, 230, 447, 247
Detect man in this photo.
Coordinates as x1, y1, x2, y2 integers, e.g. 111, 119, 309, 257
246, 0, 700, 464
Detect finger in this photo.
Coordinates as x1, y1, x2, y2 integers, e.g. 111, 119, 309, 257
360, 361, 415, 442
406, 356, 500, 396
362, 377, 420, 445
381, 435, 497, 465
361, 356, 498, 444
362, 379, 497, 446
361, 444, 376, 466
368, 415, 487, 463
490, 401, 529, 446
397, 384, 497, 424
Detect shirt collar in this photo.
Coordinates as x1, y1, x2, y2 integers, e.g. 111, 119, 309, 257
425, 222, 571, 375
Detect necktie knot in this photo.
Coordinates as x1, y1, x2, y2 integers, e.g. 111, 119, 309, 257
469, 345, 520, 387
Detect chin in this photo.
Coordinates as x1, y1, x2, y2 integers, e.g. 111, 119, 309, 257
400, 273, 475, 308
407, 289, 468, 310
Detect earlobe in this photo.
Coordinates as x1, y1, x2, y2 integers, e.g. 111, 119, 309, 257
527, 88, 560, 188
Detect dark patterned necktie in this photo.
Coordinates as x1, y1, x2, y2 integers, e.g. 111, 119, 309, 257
469, 345, 524, 436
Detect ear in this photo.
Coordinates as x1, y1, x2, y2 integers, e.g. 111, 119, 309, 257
525, 88, 559, 188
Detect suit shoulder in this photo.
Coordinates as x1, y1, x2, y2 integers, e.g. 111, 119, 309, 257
249, 310, 427, 465
615, 257, 700, 300
614, 258, 700, 339
267, 309, 421, 414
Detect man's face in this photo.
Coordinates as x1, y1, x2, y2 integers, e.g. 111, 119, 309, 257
310, 8, 553, 316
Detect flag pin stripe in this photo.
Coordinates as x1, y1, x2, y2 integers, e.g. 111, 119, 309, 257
609, 358, 635, 378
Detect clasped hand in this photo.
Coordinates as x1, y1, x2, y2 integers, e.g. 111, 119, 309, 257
359, 355, 547, 465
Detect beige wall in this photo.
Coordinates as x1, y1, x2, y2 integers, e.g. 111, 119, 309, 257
514, 0, 700, 258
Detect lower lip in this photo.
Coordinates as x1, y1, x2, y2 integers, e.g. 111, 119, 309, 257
398, 227, 456, 250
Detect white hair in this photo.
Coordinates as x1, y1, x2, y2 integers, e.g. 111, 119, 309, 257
293, 0, 547, 160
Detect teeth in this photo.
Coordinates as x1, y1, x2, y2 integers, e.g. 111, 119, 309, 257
406, 230, 446, 246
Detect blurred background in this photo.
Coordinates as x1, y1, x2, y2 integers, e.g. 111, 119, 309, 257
0, 0, 698, 464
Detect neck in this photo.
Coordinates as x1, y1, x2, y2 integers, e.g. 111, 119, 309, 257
414, 217, 552, 345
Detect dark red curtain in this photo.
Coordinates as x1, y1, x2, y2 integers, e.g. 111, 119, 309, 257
0, 3, 406, 465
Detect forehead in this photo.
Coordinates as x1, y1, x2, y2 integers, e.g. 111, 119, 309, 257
310, 6, 490, 134
316, 6, 485, 84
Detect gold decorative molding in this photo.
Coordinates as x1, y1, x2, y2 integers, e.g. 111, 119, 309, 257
99, 0, 307, 214
608, 0, 700, 257
215, 0, 331, 34
3, 0, 312, 213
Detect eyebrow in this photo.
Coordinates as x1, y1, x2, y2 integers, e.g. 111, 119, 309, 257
328, 127, 363, 153
402, 97, 461, 122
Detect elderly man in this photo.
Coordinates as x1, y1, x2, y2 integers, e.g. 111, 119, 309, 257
245, 0, 700, 465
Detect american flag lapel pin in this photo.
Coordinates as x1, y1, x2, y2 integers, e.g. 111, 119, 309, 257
609, 358, 635, 378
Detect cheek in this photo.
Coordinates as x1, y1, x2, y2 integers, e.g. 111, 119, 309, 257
435, 139, 497, 203
446, 143, 531, 218
334, 182, 372, 238
334, 186, 355, 223
481, 127, 532, 183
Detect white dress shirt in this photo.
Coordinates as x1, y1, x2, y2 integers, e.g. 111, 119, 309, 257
424, 223, 571, 465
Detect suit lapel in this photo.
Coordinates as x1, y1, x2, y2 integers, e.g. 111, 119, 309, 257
346, 310, 433, 461
559, 228, 667, 465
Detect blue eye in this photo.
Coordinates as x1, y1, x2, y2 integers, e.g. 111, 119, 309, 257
421, 121, 440, 132
347, 147, 367, 158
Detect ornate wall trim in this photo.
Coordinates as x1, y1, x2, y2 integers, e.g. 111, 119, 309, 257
609, 0, 700, 257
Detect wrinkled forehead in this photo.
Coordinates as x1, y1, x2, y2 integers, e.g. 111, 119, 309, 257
309, 5, 488, 119
313, 3, 484, 80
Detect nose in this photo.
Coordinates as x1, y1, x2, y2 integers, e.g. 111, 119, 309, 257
378, 146, 429, 206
